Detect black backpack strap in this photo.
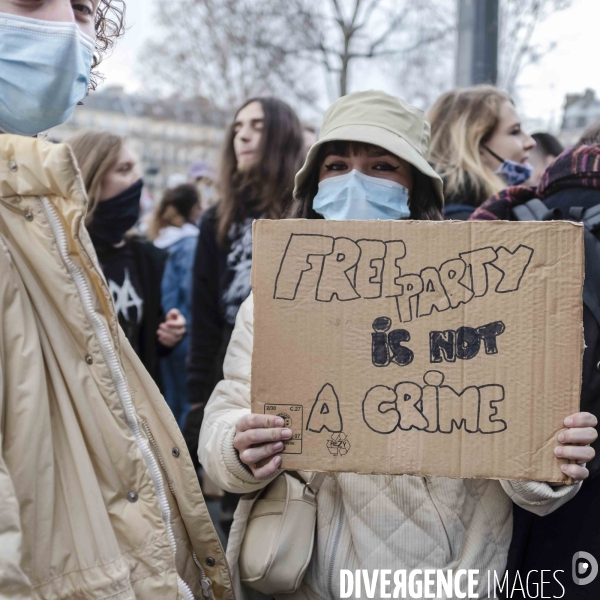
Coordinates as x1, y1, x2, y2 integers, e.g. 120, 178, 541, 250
582, 203, 600, 231
514, 201, 600, 325
570, 206, 600, 325
512, 198, 563, 221
569, 206, 586, 221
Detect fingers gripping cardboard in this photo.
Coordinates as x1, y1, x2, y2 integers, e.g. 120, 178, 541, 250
251, 220, 584, 482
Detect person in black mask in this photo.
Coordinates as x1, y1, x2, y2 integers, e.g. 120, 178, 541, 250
68, 130, 186, 385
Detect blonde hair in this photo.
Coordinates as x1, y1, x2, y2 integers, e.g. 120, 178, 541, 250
428, 85, 512, 205
67, 130, 123, 225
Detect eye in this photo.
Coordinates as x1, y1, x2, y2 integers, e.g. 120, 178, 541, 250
72, 2, 94, 18
324, 161, 348, 171
372, 162, 399, 171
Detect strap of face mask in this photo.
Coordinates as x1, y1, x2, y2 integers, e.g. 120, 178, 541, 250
483, 145, 506, 164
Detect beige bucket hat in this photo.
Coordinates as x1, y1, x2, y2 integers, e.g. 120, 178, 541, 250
294, 90, 444, 205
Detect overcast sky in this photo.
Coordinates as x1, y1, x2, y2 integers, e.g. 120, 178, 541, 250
100, 0, 597, 132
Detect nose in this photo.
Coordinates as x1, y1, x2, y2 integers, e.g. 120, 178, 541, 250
238, 127, 251, 142
524, 133, 536, 151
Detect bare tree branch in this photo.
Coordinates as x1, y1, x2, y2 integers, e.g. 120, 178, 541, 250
140, 0, 570, 117
357, 0, 385, 30
329, 0, 346, 27
498, 0, 572, 97
363, 5, 411, 57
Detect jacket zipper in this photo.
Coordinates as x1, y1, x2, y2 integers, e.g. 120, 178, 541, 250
422, 477, 453, 558
40, 197, 195, 600
142, 418, 218, 599
328, 496, 345, 599
140, 418, 176, 497
193, 551, 217, 600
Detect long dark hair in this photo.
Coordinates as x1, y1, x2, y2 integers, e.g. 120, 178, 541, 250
286, 141, 443, 221
148, 184, 199, 240
216, 97, 305, 245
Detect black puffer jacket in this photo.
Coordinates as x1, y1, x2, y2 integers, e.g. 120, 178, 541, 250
469, 147, 600, 599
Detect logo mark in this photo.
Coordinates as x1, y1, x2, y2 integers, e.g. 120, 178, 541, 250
573, 551, 598, 586
326, 432, 351, 456
277, 412, 292, 429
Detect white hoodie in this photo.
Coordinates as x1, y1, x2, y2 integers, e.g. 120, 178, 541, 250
153, 223, 198, 250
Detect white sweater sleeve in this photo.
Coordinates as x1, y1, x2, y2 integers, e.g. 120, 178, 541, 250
198, 294, 279, 494
500, 479, 581, 516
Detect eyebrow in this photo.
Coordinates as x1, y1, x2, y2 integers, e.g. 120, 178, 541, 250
366, 148, 395, 158
323, 148, 397, 159
233, 118, 264, 128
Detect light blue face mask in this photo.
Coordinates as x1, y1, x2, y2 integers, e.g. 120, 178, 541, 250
0, 13, 95, 136
313, 169, 411, 221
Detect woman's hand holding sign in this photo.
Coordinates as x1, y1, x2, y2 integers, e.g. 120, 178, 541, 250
234, 410, 597, 482
234, 414, 292, 479
554, 412, 598, 481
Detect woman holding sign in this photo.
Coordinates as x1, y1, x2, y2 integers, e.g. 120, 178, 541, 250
199, 91, 597, 600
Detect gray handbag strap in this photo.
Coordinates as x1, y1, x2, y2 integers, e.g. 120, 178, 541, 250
308, 472, 327, 494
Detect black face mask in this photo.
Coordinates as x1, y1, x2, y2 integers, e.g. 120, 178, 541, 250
88, 179, 143, 246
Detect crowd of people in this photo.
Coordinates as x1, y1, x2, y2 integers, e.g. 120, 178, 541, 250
0, 2, 599, 600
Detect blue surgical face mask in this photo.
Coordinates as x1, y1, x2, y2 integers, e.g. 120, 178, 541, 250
484, 145, 533, 186
313, 169, 411, 221
0, 13, 95, 136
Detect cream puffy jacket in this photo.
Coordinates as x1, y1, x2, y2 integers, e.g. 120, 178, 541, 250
0, 136, 233, 600
199, 295, 580, 600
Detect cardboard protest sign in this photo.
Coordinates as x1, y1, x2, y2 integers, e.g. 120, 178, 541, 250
251, 220, 584, 482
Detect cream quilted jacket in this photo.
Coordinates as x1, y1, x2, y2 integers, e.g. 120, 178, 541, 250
199, 295, 580, 600
0, 135, 233, 600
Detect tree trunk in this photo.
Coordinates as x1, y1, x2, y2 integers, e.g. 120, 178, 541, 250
340, 59, 349, 96
339, 30, 352, 96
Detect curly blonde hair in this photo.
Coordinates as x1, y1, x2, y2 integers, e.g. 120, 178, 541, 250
91, 0, 126, 89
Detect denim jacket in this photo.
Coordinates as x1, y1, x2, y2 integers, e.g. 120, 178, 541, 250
159, 226, 199, 322
156, 224, 199, 425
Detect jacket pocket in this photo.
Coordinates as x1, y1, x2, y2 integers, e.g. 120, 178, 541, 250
422, 477, 453, 558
